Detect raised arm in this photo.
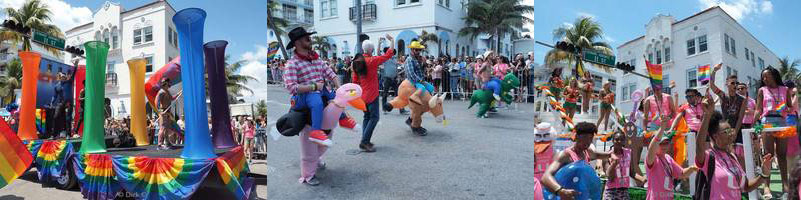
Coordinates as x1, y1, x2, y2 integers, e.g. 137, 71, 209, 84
696, 88, 716, 167
709, 63, 724, 96
646, 117, 671, 167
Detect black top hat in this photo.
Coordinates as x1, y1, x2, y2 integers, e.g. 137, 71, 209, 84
286, 27, 316, 49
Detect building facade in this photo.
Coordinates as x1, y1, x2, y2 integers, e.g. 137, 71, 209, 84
63, 1, 180, 118
266, 0, 314, 59
615, 6, 780, 114
312, 0, 515, 59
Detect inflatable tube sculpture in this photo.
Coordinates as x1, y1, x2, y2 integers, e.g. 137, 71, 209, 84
127, 59, 149, 146
204, 40, 236, 148
18, 51, 40, 140
80, 41, 110, 153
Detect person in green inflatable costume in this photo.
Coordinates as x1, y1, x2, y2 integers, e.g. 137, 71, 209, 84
468, 72, 520, 117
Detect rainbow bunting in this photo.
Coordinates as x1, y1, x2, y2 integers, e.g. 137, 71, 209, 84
111, 156, 215, 200
72, 154, 121, 200
215, 146, 252, 200
25, 140, 43, 158
645, 60, 663, 92
35, 140, 73, 185
698, 65, 711, 85
0, 117, 33, 189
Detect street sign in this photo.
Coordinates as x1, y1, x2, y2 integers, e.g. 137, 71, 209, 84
582, 50, 615, 66
32, 30, 65, 50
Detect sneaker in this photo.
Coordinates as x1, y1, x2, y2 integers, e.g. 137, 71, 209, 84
382, 103, 393, 112
405, 117, 412, 127
399, 109, 409, 115
412, 127, 427, 136
359, 143, 376, 152
317, 162, 326, 171
493, 94, 501, 101
303, 176, 320, 186
339, 117, 357, 129
308, 130, 333, 146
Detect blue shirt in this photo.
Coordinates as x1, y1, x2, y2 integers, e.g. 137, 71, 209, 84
382, 57, 398, 78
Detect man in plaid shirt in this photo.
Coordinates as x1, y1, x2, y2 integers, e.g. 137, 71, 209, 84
283, 28, 357, 147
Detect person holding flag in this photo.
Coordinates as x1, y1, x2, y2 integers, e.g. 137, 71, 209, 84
637, 58, 676, 180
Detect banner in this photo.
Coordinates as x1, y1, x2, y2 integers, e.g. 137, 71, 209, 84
35, 58, 75, 107
215, 146, 252, 200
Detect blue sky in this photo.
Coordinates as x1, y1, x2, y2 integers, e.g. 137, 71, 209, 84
534, 0, 801, 65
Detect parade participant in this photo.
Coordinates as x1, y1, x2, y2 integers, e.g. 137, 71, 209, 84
695, 89, 773, 199
580, 73, 594, 113
754, 67, 795, 197
645, 117, 698, 200
352, 35, 395, 152
379, 47, 408, 115
708, 63, 751, 164
597, 82, 615, 131
670, 89, 705, 133
785, 81, 801, 196
541, 122, 612, 200
549, 67, 564, 101
563, 79, 580, 122
283, 27, 355, 148
384, 40, 435, 110
604, 131, 647, 200
156, 78, 182, 150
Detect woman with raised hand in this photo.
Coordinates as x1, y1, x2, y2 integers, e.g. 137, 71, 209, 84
645, 115, 698, 199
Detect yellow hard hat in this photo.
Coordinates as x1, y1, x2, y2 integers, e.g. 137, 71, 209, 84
408, 41, 426, 49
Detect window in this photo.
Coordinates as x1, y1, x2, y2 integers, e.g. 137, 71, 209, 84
726, 66, 732, 77
648, 52, 653, 63
173, 30, 178, 47
321, 1, 329, 17
283, 5, 297, 21
304, 9, 313, 23
662, 74, 670, 93
330, 0, 337, 16
687, 38, 696, 56
609, 79, 616, 93
758, 58, 765, 70
168, 27, 173, 46
656, 48, 662, 64
103, 30, 109, 45
724, 34, 730, 53
133, 26, 153, 45
745, 48, 750, 60
446, 0, 450, 8
112, 30, 119, 49
145, 56, 153, 72
730, 37, 736, 56
664, 44, 671, 62
592, 75, 602, 91
411, 0, 419, 3
733, 69, 738, 77
622, 85, 629, 101
751, 52, 756, 67
688, 69, 697, 88
107, 63, 115, 72
305, 0, 313, 6
698, 35, 707, 53
629, 84, 636, 98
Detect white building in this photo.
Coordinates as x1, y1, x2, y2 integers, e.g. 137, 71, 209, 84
312, 0, 515, 59
63, 1, 181, 118
615, 6, 780, 114
266, 0, 314, 59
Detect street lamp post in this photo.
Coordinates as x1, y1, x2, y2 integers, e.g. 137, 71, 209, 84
355, 0, 363, 54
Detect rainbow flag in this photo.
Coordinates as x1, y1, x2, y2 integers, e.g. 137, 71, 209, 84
35, 108, 45, 135
215, 146, 252, 200
645, 60, 663, 92
0, 117, 33, 189
72, 154, 121, 200
35, 140, 73, 185
266, 42, 279, 62
111, 156, 215, 200
776, 102, 788, 113
698, 65, 711, 85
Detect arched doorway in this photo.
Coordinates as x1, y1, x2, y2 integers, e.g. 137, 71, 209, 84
397, 39, 406, 56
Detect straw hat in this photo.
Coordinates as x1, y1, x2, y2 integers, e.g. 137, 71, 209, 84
407, 41, 426, 49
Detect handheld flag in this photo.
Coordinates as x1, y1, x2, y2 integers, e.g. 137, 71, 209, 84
698, 65, 711, 85
0, 117, 34, 189
645, 59, 663, 93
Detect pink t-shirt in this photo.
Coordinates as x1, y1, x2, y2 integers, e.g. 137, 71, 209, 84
681, 104, 704, 132
646, 94, 673, 127
493, 63, 509, 78
606, 148, 632, 189
534, 145, 554, 180
646, 154, 682, 200
788, 135, 800, 156
697, 149, 746, 200
742, 97, 756, 124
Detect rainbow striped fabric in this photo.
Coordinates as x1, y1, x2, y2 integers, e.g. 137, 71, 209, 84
645, 60, 663, 92
698, 65, 711, 85
72, 154, 121, 200
266, 42, 279, 62
35, 108, 45, 135
776, 102, 788, 113
0, 117, 33, 189
35, 140, 73, 185
25, 140, 43, 158
111, 156, 215, 200
215, 146, 252, 200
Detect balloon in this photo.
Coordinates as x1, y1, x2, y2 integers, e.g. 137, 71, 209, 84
174, 8, 215, 159
542, 161, 602, 200
320, 83, 364, 130
127, 59, 149, 146
80, 41, 110, 153
204, 40, 236, 148
17, 51, 40, 140
631, 89, 643, 102
144, 57, 181, 109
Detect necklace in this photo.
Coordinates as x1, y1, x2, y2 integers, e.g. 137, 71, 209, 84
713, 149, 743, 189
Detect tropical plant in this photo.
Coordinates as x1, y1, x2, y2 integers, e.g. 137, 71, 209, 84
778, 56, 801, 86
545, 16, 613, 71
311, 36, 331, 57
459, 0, 534, 52
0, 58, 22, 105
417, 30, 439, 55
205, 55, 258, 103
255, 99, 268, 119
1, 0, 64, 57
266, 0, 289, 36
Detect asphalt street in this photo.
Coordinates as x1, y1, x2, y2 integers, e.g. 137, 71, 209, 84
265, 85, 535, 199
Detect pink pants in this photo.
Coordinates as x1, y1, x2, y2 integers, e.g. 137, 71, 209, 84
298, 127, 330, 183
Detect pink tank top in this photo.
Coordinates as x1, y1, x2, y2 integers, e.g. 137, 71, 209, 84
534, 144, 554, 180
565, 147, 590, 163
606, 148, 631, 189
759, 86, 788, 118
647, 94, 672, 125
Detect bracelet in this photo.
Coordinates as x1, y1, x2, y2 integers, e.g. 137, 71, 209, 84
555, 187, 563, 194
760, 172, 770, 179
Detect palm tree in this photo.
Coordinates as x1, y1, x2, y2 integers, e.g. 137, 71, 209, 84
1, 0, 64, 57
205, 55, 258, 103
0, 58, 22, 105
266, 0, 289, 36
255, 100, 268, 119
418, 30, 439, 55
459, 0, 534, 52
778, 56, 801, 86
545, 16, 613, 71
311, 36, 331, 57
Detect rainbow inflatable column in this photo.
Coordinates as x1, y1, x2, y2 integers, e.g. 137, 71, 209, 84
204, 40, 236, 148
17, 52, 41, 140
174, 8, 216, 159
127, 59, 149, 146
80, 41, 110, 153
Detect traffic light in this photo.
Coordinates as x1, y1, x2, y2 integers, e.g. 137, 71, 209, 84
65, 45, 84, 57
615, 62, 635, 74
1, 19, 30, 34
554, 41, 579, 53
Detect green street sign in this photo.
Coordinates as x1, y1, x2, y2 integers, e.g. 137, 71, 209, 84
32, 30, 65, 50
582, 50, 615, 66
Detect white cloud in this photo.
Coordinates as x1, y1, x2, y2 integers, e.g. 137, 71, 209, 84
698, 0, 773, 21
1, 0, 93, 33
237, 46, 271, 101
240, 45, 270, 62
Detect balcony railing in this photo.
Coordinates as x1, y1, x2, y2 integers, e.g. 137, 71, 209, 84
349, 4, 377, 22
106, 72, 118, 87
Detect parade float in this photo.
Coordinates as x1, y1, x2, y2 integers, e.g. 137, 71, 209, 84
4, 8, 257, 200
